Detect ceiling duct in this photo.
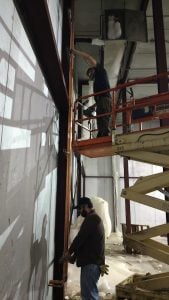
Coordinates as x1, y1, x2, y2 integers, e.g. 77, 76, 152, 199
101, 9, 148, 42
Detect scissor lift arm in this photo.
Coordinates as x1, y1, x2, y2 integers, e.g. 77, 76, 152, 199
112, 127, 169, 263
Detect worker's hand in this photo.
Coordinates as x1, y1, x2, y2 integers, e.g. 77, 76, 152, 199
70, 48, 75, 56
70, 48, 80, 56
59, 252, 71, 263
68, 253, 76, 264
59, 252, 76, 264
99, 264, 109, 276
83, 104, 96, 117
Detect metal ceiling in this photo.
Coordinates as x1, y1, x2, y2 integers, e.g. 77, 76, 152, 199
74, 0, 169, 99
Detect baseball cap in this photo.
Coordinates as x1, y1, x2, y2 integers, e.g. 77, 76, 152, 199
74, 197, 93, 209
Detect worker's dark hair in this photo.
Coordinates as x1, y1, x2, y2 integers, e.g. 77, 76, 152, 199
74, 197, 93, 209
86, 67, 95, 77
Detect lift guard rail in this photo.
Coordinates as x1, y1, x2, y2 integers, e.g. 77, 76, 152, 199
73, 71, 169, 142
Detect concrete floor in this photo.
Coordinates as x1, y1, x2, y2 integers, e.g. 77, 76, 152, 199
65, 232, 169, 300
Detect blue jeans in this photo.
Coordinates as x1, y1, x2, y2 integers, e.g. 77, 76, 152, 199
80, 264, 100, 300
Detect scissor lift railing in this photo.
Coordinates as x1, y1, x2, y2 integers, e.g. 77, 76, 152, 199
73, 72, 169, 157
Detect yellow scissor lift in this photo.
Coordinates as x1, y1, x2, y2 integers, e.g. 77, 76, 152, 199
114, 127, 169, 299
73, 72, 169, 299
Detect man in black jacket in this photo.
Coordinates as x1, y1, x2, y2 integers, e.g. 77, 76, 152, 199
64, 197, 107, 300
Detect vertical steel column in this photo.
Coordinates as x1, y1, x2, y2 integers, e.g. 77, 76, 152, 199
77, 80, 87, 140
81, 163, 86, 197
77, 155, 82, 202
78, 81, 83, 139
53, 114, 68, 300
100, 46, 104, 66
76, 80, 89, 203
152, 0, 168, 91
122, 88, 131, 251
53, 1, 73, 299
152, 0, 169, 245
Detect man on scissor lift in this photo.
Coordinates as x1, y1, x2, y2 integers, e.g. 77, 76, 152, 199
72, 48, 112, 137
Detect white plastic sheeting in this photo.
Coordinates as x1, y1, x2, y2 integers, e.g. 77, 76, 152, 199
91, 196, 112, 238
107, 16, 122, 40
0, 1, 59, 299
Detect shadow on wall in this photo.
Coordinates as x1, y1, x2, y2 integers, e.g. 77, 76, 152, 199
27, 214, 48, 299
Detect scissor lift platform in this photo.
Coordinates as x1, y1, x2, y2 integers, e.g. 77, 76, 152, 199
116, 272, 169, 300
73, 126, 169, 158
73, 135, 112, 158
73, 73, 169, 158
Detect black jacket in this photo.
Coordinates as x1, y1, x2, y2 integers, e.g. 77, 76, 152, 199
94, 63, 111, 100
69, 210, 105, 267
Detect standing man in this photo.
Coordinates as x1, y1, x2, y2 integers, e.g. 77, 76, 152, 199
72, 48, 112, 137
62, 197, 108, 300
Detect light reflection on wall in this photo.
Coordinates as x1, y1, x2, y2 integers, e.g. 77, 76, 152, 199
0, 92, 13, 118
0, 23, 35, 81
0, 125, 31, 150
